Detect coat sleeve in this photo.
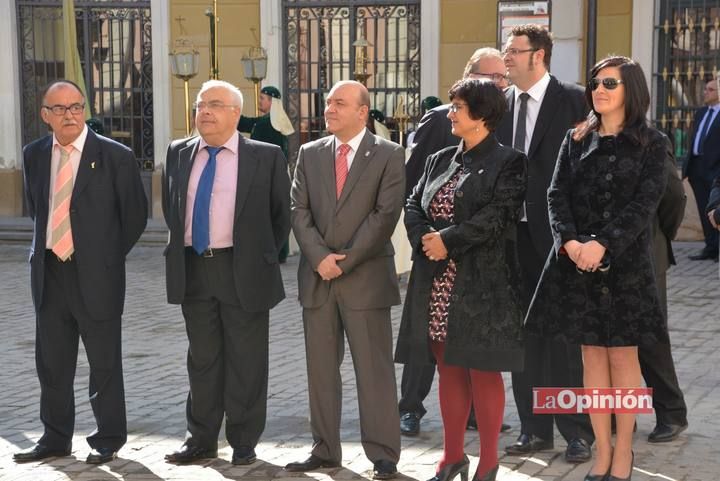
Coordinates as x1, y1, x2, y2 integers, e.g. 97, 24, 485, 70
547, 131, 580, 254
337, 144, 406, 274
597, 133, 669, 257
290, 145, 333, 269
405, 108, 455, 197
404, 151, 439, 257
439, 151, 527, 258
270, 146, 291, 253
657, 146, 686, 242
114, 147, 148, 255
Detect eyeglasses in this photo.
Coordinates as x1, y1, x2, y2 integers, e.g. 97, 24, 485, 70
193, 101, 239, 112
468, 72, 507, 83
502, 47, 538, 57
589, 77, 624, 91
42, 103, 85, 116
449, 103, 468, 113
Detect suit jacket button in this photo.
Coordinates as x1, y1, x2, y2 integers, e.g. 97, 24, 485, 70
603, 211, 610, 219
456, 190, 464, 198
605, 173, 613, 181
608, 155, 616, 162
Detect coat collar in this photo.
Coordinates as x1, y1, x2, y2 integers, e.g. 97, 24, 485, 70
450, 134, 500, 168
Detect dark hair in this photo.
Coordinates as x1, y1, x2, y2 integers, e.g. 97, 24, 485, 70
510, 24, 553, 69
448, 78, 506, 131
42, 79, 85, 102
574, 56, 650, 145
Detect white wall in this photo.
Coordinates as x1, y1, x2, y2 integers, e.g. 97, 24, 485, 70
0, 0, 22, 169
550, 0, 584, 84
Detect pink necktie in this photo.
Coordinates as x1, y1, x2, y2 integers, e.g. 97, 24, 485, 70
335, 143, 351, 199
51, 147, 74, 260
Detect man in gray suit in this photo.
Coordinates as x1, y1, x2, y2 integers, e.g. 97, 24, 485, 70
285, 80, 404, 480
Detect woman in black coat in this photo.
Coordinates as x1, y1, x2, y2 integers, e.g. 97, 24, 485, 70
526, 56, 670, 481
395, 78, 527, 481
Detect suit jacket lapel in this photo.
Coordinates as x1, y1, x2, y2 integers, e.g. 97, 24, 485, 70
317, 136, 336, 207
336, 130, 376, 210
496, 88, 515, 145
39, 137, 53, 210
178, 137, 201, 225
72, 130, 100, 199
234, 136, 259, 224
527, 76, 561, 159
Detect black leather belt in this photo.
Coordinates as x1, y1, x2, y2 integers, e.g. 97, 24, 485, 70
46, 249, 74, 262
186, 246, 233, 258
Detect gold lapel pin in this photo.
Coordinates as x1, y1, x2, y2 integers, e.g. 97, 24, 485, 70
478, 169, 484, 174
365, 151, 370, 157
91, 162, 96, 169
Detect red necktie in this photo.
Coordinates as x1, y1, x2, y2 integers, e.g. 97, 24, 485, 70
335, 143, 351, 199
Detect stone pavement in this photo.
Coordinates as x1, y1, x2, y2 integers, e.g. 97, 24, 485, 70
0, 242, 718, 481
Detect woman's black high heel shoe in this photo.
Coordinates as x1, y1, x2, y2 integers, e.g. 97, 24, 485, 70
583, 471, 610, 481
427, 455, 470, 481
471, 464, 499, 481
608, 451, 634, 481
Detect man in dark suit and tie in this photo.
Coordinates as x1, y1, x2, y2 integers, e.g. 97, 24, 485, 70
684, 78, 720, 261
285, 80, 404, 480
15, 80, 147, 464
642, 151, 689, 443
399, 47, 510, 437
495, 24, 594, 463
162, 80, 290, 465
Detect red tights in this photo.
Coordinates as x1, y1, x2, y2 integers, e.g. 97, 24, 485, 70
431, 340, 504, 479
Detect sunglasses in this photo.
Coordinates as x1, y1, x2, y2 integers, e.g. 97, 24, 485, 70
589, 77, 624, 91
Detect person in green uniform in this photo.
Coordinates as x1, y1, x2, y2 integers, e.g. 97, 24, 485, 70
238, 86, 294, 262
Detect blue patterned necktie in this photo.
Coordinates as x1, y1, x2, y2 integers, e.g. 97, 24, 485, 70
192, 146, 224, 254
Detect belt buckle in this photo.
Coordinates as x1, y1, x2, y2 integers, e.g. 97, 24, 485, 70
202, 248, 214, 258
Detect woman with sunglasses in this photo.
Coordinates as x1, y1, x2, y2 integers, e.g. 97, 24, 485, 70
526, 56, 671, 481
395, 78, 527, 481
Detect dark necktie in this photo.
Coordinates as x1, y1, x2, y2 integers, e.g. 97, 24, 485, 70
514, 92, 530, 153
697, 108, 716, 155
192, 146, 224, 254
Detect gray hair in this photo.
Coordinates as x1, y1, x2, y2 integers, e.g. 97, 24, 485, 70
463, 47, 504, 77
197, 80, 244, 109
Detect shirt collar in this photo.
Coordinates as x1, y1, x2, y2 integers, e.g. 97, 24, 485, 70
53, 124, 89, 153
198, 130, 239, 154
334, 127, 367, 154
514, 71, 551, 103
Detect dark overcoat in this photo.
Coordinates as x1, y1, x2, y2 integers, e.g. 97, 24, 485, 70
525, 128, 671, 347
394, 135, 527, 372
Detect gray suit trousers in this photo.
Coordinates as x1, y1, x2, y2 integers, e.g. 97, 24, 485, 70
302, 283, 401, 464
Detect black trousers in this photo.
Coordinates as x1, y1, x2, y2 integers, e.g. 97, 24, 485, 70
181, 250, 269, 450
36, 251, 127, 451
512, 224, 594, 444
688, 170, 719, 252
638, 272, 687, 426
398, 363, 436, 417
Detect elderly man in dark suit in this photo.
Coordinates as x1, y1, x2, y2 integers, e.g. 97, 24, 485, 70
399, 47, 509, 437
15, 80, 147, 464
495, 24, 594, 463
285, 80, 404, 480
684, 78, 720, 261
641, 151, 689, 443
162, 80, 290, 466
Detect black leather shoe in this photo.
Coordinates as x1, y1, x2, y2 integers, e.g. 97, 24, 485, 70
400, 412, 421, 436
165, 444, 218, 464
232, 446, 257, 465
373, 459, 398, 480
500, 423, 511, 432
428, 455, 469, 481
472, 464, 499, 481
689, 248, 718, 261
608, 451, 633, 481
284, 454, 340, 472
86, 447, 118, 464
584, 470, 610, 481
565, 438, 592, 463
505, 434, 553, 454
466, 418, 510, 433
13, 444, 71, 463
647, 422, 687, 443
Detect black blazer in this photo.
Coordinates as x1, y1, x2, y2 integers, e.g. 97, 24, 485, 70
404, 105, 457, 198
23, 129, 148, 320
683, 106, 720, 180
162, 135, 290, 311
496, 75, 587, 258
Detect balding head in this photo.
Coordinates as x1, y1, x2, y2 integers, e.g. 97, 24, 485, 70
41, 80, 87, 146
324, 81, 371, 142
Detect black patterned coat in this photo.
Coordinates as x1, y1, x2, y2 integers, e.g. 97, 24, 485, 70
394, 135, 528, 371
525, 128, 671, 347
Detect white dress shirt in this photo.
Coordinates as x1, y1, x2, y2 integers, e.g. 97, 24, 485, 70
333, 127, 367, 171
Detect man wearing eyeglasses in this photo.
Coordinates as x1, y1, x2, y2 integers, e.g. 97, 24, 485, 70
15, 80, 147, 464
398, 47, 510, 438
162, 80, 290, 465
495, 24, 594, 463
